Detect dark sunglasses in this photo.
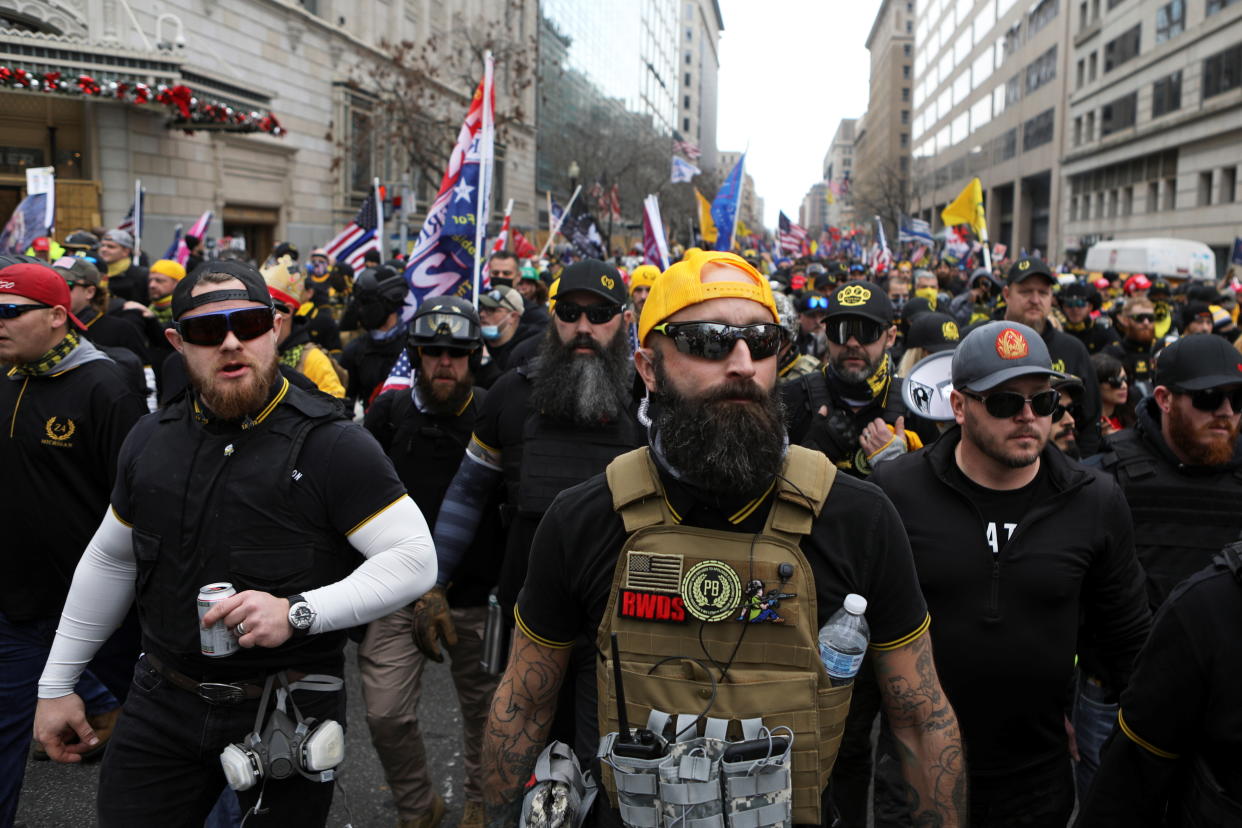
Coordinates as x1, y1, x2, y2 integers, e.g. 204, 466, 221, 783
553, 302, 623, 325
963, 388, 1060, 418
1176, 386, 1242, 413
1061, 298, 1088, 309
651, 321, 784, 361
825, 317, 887, 345
176, 306, 275, 346
1052, 402, 1083, 424
0, 303, 51, 319
1127, 313, 1156, 324
418, 345, 474, 358
1103, 375, 1127, 388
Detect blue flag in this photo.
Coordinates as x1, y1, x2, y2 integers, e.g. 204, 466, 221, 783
710, 154, 746, 252
163, 224, 183, 260
0, 193, 49, 255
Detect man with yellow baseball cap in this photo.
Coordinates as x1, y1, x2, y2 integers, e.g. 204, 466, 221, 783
481, 250, 964, 828
627, 263, 660, 318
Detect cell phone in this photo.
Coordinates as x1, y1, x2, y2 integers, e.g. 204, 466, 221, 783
723, 735, 791, 763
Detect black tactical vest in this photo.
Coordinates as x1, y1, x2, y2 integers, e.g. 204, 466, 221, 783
500, 366, 645, 516
1102, 430, 1242, 610
125, 379, 357, 679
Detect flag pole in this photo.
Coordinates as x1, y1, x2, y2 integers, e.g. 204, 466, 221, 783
730, 151, 746, 253
979, 189, 993, 271
471, 51, 496, 307
536, 184, 582, 260
373, 177, 384, 261
133, 179, 143, 259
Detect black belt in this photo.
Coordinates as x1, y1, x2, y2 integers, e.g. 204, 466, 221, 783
145, 653, 307, 706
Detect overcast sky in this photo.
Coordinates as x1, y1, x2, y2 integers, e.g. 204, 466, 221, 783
716, 0, 876, 230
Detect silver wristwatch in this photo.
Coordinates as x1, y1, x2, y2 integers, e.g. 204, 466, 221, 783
286, 594, 315, 636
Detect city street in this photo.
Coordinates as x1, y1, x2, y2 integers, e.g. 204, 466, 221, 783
17, 644, 471, 828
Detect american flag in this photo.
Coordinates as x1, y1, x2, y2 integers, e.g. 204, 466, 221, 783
624, 552, 684, 593
673, 138, 701, 160
372, 348, 412, 402
870, 215, 893, 274
778, 211, 808, 254
324, 183, 382, 270
115, 185, 143, 239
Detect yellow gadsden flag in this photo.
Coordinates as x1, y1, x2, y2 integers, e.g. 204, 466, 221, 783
941, 177, 987, 238
695, 188, 718, 244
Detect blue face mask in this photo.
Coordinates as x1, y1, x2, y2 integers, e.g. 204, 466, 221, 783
481, 324, 501, 340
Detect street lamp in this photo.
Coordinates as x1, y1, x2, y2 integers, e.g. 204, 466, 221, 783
568, 160, 580, 192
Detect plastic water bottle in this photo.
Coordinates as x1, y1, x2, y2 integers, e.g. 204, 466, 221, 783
818, 594, 870, 687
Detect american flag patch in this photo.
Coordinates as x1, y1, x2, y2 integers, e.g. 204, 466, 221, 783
624, 552, 683, 594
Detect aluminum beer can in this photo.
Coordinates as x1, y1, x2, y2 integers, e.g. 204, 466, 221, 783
198, 582, 238, 658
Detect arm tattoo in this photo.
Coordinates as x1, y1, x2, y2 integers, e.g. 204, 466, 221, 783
876, 633, 968, 827
482, 632, 570, 827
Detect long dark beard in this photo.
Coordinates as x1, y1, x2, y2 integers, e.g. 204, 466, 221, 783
1168, 403, 1240, 466
528, 324, 633, 427
651, 351, 787, 496
415, 366, 474, 415
191, 357, 279, 421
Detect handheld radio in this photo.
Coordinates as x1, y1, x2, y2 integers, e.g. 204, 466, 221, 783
610, 633, 665, 760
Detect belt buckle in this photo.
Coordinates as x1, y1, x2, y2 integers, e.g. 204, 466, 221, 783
198, 682, 246, 705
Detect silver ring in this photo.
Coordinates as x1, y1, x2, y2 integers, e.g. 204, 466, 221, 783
235, 621, 247, 637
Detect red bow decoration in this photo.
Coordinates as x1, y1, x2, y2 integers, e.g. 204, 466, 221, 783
76, 74, 100, 94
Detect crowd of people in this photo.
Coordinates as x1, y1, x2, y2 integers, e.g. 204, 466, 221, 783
3, 222, 1242, 828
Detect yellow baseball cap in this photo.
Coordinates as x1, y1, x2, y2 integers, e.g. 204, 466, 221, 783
629, 264, 660, 293
637, 250, 779, 345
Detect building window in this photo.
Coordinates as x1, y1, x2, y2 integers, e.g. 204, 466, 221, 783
683, 95, 690, 109
1074, 115, 1083, 145
1085, 110, 1095, 140
1079, 0, 1089, 28
1101, 92, 1137, 135
902, 86, 910, 101
1107, 0, 1125, 8
1070, 196, 1079, 221
347, 95, 374, 194
1199, 172, 1214, 206
683, 117, 690, 131
1023, 108, 1054, 150
904, 44, 912, 56
298, 0, 318, 13
1027, 0, 1059, 36
1204, 43, 1242, 99
1223, 167, 1238, 203
1207, 0, 1240, 14
907, 19, 913, 32
903, 65, 911, 79
1148, 180, 1160, 212
1164, 177, 1176, 210
901, 133, 909, 147
1155, 0, 1184, 43
1089, 51, 1098, 81
1152, 71, 1182, 117
1077, 59, 1085, 88
1026, 45, 1057, 93
1005, 74, 1022, 107
685, 53, 691, 65
1122, 186, 1133, 216
1104, 25, 1141, 73
902, 109, 910, 124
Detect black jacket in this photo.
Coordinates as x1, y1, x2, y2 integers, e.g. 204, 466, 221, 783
1093, 397, 1242, 611
0, 355, 148, 619
340, 332, 406, 412
1042, 323, 1102, 455
872, 428, 1150, 780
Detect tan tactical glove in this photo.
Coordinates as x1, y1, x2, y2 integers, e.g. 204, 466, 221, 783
411, 586, 458, 662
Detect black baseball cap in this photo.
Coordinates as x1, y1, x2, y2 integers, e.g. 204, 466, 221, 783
1155, 334, 1242, 391
906, 312, 962, 354
556, 259, 627, 305
172, 260, 274, 320
1007, 256, 1055, 286
825, 281, 893, 325
951, 321, 1067, 392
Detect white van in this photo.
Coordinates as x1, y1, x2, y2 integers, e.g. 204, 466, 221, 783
1084, 238, 1217, 282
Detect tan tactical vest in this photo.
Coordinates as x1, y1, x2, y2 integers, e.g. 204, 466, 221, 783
597, 446, 851, 825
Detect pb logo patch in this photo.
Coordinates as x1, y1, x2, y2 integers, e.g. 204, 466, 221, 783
681, 560, 742, 622
1017, 259, 1031, 271
601, 275, 615, 290
836, 284, 871, 307
44, 417, 76, 442
942, 321, 960, 341
995, 328, 1029, 360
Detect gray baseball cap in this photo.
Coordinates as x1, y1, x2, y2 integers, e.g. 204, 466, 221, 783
951, 321, 1067, 392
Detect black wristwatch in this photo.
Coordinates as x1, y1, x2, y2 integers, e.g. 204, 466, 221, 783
286, 594, 316, 637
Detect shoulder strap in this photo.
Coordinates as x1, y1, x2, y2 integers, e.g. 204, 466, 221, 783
800, 368, 830, 416
1214, 542, 1242, 587
768, 446, 836, 536
1102, 431, 1157, 482
605, 447, 667, 532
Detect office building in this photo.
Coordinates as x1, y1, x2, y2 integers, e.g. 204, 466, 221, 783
677, 0, 724, 171
824, 118, 858, 229
1061, 0, 1242, 272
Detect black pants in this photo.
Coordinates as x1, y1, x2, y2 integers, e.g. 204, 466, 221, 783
969, 763, 1075, 828
97, 655, 343, 828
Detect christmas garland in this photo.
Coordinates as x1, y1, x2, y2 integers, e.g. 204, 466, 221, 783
0, 66, 286, 136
